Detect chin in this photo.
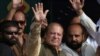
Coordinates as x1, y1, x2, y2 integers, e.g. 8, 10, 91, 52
52, 43, 59, 47
19, 30, 23, 33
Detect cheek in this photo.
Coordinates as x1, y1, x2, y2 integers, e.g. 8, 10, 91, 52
67, 37, 72, 42
67, 39, 72, 43
47, 36, 53, 41
21, 26, 24, 28
46, 36, 55, 42
4, 35, 11, 39
58, 36, 63, 41
77, 37, 84, 43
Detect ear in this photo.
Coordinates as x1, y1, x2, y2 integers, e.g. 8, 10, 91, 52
25, 22, 26, 26
82, 34, 85, 42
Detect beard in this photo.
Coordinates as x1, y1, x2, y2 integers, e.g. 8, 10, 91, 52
3, 37, 17, 46
66, 41, 82, 50
8, 38, 17, 45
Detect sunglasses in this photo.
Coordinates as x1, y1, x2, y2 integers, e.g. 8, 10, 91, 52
4, 31, 20, 35
16, 21, 25, 25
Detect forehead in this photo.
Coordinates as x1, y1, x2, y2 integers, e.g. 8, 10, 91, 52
5, 26, 18, 31
68, 25, 82, 34
13, 12, 25, 21
48, 24, 63, 33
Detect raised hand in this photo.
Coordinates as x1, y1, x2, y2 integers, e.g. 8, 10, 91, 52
12, 0, 23, 9
32, 3, 49, 23
69, 0, 84, 15
32, 3, 49, 28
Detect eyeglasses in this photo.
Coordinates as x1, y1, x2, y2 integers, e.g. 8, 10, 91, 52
4, 31, 20, 35
16, 21, 25, 25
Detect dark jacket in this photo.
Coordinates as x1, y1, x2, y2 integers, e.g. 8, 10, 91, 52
26, 22, 66, 56
0, 43, 15, 56
39, 43, 66, 56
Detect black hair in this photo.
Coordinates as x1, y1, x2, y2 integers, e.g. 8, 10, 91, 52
0, 20, 19, 32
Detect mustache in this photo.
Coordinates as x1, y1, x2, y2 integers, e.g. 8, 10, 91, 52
71, 41, 78, 43
19, 27, 23, 29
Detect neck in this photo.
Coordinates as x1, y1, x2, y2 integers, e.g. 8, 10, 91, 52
18, 33, 24, 47
53, 45, 61, 54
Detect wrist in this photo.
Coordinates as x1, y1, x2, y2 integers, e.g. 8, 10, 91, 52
76, 10, 83, 16
12, 5, 18, 10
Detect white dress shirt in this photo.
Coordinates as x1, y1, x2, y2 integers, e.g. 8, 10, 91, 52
80, 12, 100, 47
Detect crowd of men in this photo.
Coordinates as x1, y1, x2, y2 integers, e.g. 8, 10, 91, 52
0, 0, 100, 56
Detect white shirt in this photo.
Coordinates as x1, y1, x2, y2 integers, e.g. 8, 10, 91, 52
86, 37, 98, 51
61, 42, 95, 56
80, 12, 100, 46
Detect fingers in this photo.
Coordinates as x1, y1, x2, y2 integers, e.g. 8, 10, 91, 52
76, 0, 84, 7
12, 0, 22, 8
13, 0, 21, 4
69, 0, 73, 4
81, 0, 85, 7
70, 0, 82, 4
69, 0, 76, 4
35, 4, 38, 12
40, 3, 43, 11
38, 3, 43, 11
38, 3, 41, 11
32, 2, 49, 22
32, 7, 36, 14
34, 3, 43, 12
44, 10, 49, 16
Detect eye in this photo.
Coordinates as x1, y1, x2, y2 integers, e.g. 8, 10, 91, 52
17, 21, 25, 25
4, 31, 19, 35
57, 33, 62, 36
75, 35, 80, 38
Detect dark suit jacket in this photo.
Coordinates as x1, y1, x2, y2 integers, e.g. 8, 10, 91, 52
0, 43, 15, 56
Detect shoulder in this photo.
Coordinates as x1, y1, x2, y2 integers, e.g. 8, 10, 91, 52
0, 43, 15, 56
82, 43, 96, 56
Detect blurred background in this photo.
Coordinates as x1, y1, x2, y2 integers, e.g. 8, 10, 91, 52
0, 0, 100, 33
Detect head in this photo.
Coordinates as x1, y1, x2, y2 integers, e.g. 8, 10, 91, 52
71, 16, 80, 24
44, 22, 63, 48
0, 21, 19, 45
13, 11, 26, 33
65, 23, 86, 50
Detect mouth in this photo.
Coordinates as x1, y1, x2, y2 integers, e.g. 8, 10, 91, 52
10, 37, 17, 42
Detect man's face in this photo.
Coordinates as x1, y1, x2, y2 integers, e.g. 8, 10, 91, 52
13, 12, 26, 33
66, 25, 84, 50
3, 26, 19, 45
45, 24, 63, 47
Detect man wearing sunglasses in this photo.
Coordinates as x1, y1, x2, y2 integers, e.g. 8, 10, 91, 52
4, 0, 27, 56
12, 11, 26, 47
0, 21, 19, 56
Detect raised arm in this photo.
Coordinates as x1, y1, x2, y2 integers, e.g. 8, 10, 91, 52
6, 0, 23, 20
69, 0, 96, 38
27, 3, 49, 56
30, 2, 49, 39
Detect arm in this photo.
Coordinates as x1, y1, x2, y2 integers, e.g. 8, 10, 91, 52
27, 21, 42, 56
80, 12, 96, 38
27, 3, 49, 56
6, 0, 22, 20
69, 0, 96, 38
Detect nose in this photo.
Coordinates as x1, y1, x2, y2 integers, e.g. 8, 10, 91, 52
54, 34, 59, 39
72, 36, 77, 41
12, 33, 18, 38
18, 23, 22, 28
